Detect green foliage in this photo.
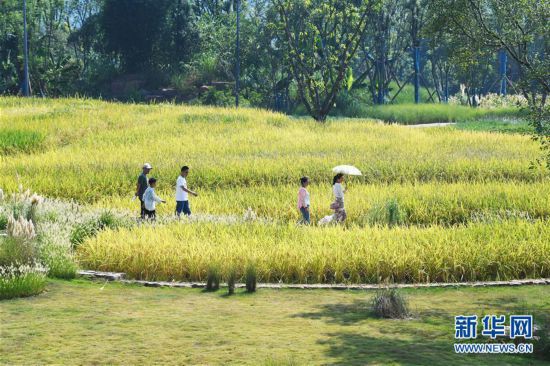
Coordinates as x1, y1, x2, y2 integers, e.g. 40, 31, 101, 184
245, 264, 257, 293
206, 265, 220, 291
533, 317, 550, 360
199, 88, 235, 107
46, 256, 77, 280
70, 211, 124, 248
386, 199, 401, 227
332, 90, 369, 118
0, 265, 47, 300
366, 198, 402, 227
0, 130, 44, 155
226, 267, 237, 295
456, 119, 533, 134
0, 236, 37, 267
0, 213, 7, 230
371, 288, 410, 319
97, 211, 122, 230
361, 104, 520, 124
274, 0, 378, 121
70, 221, 98, 248
38, 243, 77, 280
426, 0, 550, 167
101, 0, 198, 73
389, 83, 432, 105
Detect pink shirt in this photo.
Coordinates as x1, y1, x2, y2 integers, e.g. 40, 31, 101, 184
297, 187, 310, 209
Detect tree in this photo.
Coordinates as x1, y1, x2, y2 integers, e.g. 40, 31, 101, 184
427, 0, 549, 167
354, 0, 408, 104
274, 0, 378, 122
101, 0, 170, 73
0, 0, 23, 94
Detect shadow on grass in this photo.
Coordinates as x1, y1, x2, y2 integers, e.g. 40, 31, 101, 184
293, 300, 538, 365
316, 331, 513, 366
328, 330, 548, 365
293, 300, 373, 325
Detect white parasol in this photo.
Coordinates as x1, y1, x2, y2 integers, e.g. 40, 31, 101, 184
332, 165, 362, 176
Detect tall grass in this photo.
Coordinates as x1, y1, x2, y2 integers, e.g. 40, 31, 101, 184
77, 219, 550, 284
0, 129, 44, 155
456, 119, 532, 134
361, 104, 521, 124
0, 264, 48, 300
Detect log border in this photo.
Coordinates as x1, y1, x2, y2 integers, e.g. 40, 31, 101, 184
78, 270, 550, 290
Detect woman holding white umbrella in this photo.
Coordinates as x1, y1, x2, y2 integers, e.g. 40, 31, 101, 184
330, 165, 361, 223
331, 173, 347, 222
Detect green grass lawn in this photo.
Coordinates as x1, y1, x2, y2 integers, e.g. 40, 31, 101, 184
1, 280, 548, 365
456, 119, 533, 134
357, 104, 521, 125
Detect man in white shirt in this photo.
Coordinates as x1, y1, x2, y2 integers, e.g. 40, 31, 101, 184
143, 177, 165, 220
175, 166, 198, 216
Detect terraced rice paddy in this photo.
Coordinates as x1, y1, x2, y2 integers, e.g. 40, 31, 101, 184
1, 97, 548, 284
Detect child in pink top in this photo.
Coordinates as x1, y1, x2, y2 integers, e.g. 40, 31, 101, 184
297, 176, 311, 224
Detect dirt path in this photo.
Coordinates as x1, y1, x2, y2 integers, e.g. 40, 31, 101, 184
407, 122, 456, 128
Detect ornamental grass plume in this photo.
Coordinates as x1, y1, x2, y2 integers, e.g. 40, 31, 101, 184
6, 215, 36, 241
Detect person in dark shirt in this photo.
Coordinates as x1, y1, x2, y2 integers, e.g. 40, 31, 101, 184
135, 163, 152, 219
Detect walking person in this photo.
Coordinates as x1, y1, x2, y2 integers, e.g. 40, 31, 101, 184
297, 176, 311, 224
135, 163, 152, 219
143, 177, 165, 220
331, 173, 347, 223
175, 166, 198, 217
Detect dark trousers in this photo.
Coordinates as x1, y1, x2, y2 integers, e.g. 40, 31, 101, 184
175, 200, 191, 216
139, 198, 146, 219
300, 207, 310, 224
144, 209, 156, 220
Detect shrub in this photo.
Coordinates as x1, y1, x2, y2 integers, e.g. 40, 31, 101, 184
226, 268, 237, 295
42, 248, 77, 280
478, 93, 528, 109
47, 259, 77, 279
0, 264, 48, 300
533, 318, 550, 361
333, 90, 368, 117
98, 211, 123, 230
205, 265, 220, 291
386, 199, 402, 227
70, 221, 99, 248
371, 288, 410, 319
0, 236, 37, 267
366, 198, 403, 227
200, 88, 234, 107
0, 213, 7, 230
70, 211, 125, 248
389, 83, 432, 104
245, 264, 257, 293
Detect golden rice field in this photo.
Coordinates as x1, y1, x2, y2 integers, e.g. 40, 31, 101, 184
1, 97, 549, 284
78, 220, 550, 283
